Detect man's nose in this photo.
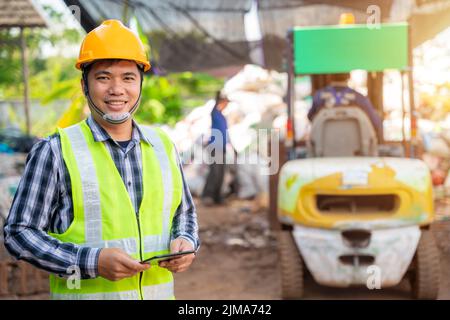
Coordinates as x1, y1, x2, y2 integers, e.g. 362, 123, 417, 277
107, 79, 125, 95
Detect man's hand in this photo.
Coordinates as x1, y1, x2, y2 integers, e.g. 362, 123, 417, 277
98, 248, 150, 281
159, 238, 196, 273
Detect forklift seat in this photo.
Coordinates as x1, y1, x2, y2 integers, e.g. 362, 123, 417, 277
308, 106, 378, 157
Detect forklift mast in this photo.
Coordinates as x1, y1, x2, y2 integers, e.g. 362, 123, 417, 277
284, 22, 416, 159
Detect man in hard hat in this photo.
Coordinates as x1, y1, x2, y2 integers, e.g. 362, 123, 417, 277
307, 73, 383, 139
3, 20, 199, 300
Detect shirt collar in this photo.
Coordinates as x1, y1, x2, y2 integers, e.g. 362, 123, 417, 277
86, 115, 152, 146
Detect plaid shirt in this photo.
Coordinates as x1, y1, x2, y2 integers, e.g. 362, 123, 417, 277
3, 116, 199, 279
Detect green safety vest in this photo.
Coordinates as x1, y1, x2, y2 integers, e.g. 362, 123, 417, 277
48, 120, 183, 300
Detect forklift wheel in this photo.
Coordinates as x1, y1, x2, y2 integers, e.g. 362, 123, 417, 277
409, 229, 440, 300
277, 229, 304, 299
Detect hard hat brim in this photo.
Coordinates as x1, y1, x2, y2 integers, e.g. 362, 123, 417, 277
76, 58, 151, 72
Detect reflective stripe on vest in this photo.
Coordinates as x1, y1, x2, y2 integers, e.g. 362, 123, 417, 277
51, 281, 173, 300
51, 290, 140, 300
141, 126, 172, 253
64, 125, 103, 246
142, 281, 174, 300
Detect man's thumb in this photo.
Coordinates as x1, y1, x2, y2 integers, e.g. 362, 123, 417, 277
170, 239, 182, 252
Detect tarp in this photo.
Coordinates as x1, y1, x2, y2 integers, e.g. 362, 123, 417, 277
62, 0, 450, 72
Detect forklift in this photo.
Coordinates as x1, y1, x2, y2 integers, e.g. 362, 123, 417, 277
272, 18, 440, 299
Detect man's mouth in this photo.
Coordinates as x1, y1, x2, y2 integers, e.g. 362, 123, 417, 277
104, 100, 128, 111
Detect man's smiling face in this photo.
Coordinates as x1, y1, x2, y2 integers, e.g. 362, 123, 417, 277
84, 59, 141, 124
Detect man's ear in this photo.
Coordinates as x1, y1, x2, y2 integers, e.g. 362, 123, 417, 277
80, 77, 88, 96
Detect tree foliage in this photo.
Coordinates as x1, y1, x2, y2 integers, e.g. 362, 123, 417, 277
0, 6, 224, 137
418, 82, 450, 121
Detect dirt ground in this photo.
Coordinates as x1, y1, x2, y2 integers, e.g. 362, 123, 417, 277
2, 197, 449, 300
174, 197, 450, 300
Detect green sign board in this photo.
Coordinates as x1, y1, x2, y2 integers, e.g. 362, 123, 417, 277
293, 23, 409, 74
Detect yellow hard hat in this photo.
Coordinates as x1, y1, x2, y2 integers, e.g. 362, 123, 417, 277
339, 13, 355, 25
76, 19, 151, 72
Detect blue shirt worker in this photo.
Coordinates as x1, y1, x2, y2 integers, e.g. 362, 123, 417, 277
202, 90, 230, 206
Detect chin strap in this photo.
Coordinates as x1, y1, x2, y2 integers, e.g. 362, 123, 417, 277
82, 69, 143, 125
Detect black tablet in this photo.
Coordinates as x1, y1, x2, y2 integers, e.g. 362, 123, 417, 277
141, 250, 196, 264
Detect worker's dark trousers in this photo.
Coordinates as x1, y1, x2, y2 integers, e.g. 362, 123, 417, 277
202, 149, 226, 204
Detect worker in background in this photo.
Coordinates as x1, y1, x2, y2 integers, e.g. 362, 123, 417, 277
202, 90, 230, 206
307, 73, 383, 140
3, 20, 199, 300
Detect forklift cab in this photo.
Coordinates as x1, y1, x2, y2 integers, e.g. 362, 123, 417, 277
308, 106, 379, 157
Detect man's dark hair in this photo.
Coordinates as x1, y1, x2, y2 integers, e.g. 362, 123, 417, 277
215, 90, 222, 102
215, 90, 228, 104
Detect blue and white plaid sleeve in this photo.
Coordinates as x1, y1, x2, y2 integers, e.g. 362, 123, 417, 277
170, 144, 200, 251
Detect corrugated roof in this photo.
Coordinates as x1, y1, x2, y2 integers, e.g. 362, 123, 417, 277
0, 0, 47, 28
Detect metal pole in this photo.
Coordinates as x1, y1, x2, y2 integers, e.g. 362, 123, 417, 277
255, 0, 266, 68
122, 0, 130, 26
20, 27, 31, 136
407, 24, 417, 158
400, 71, 407, 153
286, 30, 295, 160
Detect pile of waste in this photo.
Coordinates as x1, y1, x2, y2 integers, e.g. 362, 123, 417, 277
0, 128, 39, 154
0, 154, 49, 298
0, 154, 26, 229
198, 199, 276, 249
163, 64, 288, 203
200, 215, 275, 249
0, 133, 49, 298
420, 118, 450, 202
0, 127, 38, 229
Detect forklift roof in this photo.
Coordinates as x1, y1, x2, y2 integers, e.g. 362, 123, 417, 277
293, 23, 409, 75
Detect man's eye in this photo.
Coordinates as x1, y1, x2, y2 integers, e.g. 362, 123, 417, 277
124, 77, 135, 81
97, 76, 108, 80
